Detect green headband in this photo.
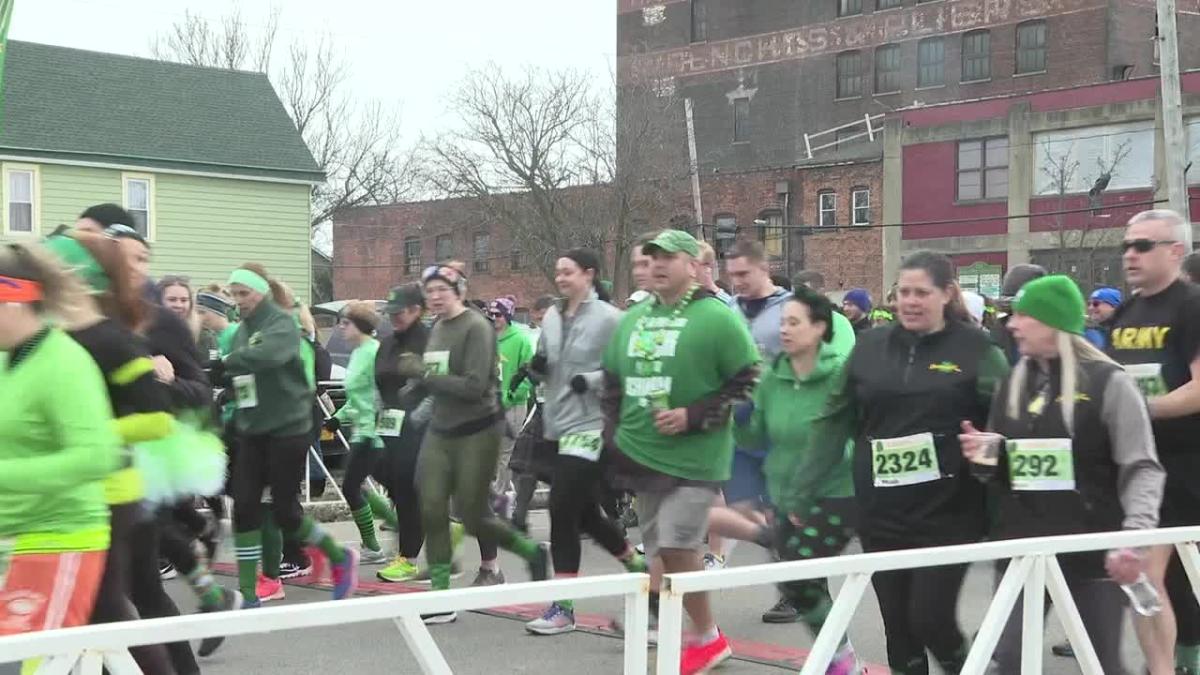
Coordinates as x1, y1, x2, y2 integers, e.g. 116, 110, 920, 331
42, 235, 110, 292
227, 268, 270, 294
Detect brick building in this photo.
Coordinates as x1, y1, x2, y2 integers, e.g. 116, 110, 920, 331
333, 196, 559, 309
885, 71, 1200, 295
619, 0, 1200, 296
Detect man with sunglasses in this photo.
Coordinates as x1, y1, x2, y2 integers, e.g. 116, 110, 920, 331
1108, 209, 1200, 675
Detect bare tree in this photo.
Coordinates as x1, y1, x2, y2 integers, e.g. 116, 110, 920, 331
423, 65, 687, 298
1038, 139, 1132, 288
151, 11, 415, 234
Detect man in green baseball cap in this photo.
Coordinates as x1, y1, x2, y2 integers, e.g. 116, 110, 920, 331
642, 229, 702, 258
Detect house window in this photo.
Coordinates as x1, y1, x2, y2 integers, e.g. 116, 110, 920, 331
1016, 20, 1047, 74
758, 211, 784, 258
122, 174, 153, 239
4, 166, 35, 235
961, 30, 991, 82
917, 37, 944, 87
852, 188, 871, 226
818, 192, 837, 227
838, 0, 862, 17
958, 137, 1009, 201
877, 0, 902, 8
435, 234, 453, 261
472, 232, 490, 273
836, 51, 862, 99
690, 0, 707, 42
510, 243, 523, 271
733, 97, 751, 143
874, 44, 902, 93
404, 237, 421, 275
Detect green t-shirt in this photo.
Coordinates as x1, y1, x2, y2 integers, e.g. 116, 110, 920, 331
603, 293, 760, 481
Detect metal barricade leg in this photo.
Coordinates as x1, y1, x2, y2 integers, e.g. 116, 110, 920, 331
70, 651, 101, 675
33, 655, 78, 675
655, 582, 685, 675
1020, 556, 1046, 675
962, 556, 1034, 675
393, 615, 452, 675
623, 579, 650, 675
1044, 556, 1103, 675
798, 572, 872, 675
100, 650, 143, 675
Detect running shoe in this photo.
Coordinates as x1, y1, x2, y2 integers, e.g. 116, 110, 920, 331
703, 553, 726, 570
1050, 641, 1074, 658
241, 597, 262, 610
623, 552, 648, 574
525, 602, 576, 636
413, 561, 464, 585
527, 542, 550, 582
359, 546, 388, 565
159, 561, 177, 581
331, 547, 360, 600
762, 596, 800, 623
255, 574, 286, 602
421, 611, 457, 625
470, 568, 506, 586
279, 559, 312, 580
826, 644, 862, 675
377, 556, 420, 583
197, 588, 243, 658
680, 631, 732, 675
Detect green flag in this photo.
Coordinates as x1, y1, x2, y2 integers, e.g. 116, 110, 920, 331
0, 0, 14, 130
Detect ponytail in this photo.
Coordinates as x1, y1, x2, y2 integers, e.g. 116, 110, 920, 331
0, 242, 101, 329
239, 262, 292, 308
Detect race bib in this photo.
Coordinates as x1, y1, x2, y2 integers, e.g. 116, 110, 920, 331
1126, 363, 1168, 397
233, 374, 258, 409
871, 433, 941, 487
559, 430, 603, 462
424, 351, 450, 376
377, 409, 405, 437
1007, 438, 1074, 491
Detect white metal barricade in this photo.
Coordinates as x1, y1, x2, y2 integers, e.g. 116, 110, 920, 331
0, 574, 650, 675
657, 527, 1200, 675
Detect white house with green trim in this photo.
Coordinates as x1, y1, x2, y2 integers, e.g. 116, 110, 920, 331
0, 41, 323, 298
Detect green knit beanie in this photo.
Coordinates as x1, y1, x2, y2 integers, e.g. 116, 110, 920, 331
1012, 274, 1085, 335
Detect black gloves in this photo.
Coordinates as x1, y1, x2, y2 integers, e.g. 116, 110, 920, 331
322, 417, 341, 433
206, 358, 227, 387
529, 354, 548, 374
509, 366, 531, 395
570, 374, 588, 394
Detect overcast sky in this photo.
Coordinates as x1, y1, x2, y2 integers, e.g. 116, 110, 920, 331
12, 0, 616, 144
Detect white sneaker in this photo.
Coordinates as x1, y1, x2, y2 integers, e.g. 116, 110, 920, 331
422, 611, 458, 625
525, 602, 576, 636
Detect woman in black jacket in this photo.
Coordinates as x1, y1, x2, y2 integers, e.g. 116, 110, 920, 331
800, 251, 1009, 675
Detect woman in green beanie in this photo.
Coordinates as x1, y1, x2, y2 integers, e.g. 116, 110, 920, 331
960, 274, 1165, 674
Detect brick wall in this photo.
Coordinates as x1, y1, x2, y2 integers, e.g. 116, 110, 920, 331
797, 161, 884, 299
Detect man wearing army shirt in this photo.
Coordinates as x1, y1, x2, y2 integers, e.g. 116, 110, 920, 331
1109, 209, 1200, 675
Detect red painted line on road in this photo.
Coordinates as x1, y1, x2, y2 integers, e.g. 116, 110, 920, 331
211, 562, 890, 672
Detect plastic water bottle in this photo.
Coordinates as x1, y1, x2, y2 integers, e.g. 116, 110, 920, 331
1121, 573, 1163, 616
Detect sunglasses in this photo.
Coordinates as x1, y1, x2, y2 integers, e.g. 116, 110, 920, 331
1122, 238, 1176, 253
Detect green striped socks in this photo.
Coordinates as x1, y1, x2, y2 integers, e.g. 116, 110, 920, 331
234, 530, 261, 601
364, 489, 398, 531
351, 505, 381, 552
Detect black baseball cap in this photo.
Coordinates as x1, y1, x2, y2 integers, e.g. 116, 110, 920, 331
385, 284, 425, 314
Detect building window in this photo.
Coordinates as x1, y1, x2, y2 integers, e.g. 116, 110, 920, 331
733, 97, 751, 143
510, 243, 523, 271
818, 192, 837, 227
758, 211, 784, 258
958, 137, 1009, 201
874, 44, 902, 93
961, 30, 991, 82
435, 234, 453, 261
122, 173, 154, 240
690, 0, 707, 42
917, 37, 944, 88
852, 188, 870, 226
714, 214, 736, 257
1016, 20, 1047, 74
473, 232, 490, 273
1035, 121, 1155, 195
404, 237, 421, 275
836, 51, 862, 99
877, 0, 902, 9
838, 0, 862, 17
4, 166, 36, 235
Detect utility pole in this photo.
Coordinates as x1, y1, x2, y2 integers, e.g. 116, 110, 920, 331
684, 98, 704, 238
1157, 0, 1193, 247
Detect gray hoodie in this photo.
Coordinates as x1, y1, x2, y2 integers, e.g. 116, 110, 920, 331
533, 293, 622, 441
733, 287, 792, 361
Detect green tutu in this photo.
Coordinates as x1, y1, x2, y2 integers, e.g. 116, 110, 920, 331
134, 413, 227, 505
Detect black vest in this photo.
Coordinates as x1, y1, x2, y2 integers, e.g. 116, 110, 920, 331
989, 358, 1122, 578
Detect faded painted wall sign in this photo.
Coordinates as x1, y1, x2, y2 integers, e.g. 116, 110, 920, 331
643, 5, 667, 25
619, 0, 686, 13
622, 0, 1103, 79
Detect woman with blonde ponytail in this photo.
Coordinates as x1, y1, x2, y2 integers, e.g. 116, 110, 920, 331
960, 274, 1166, 675
0, 243, 119, 638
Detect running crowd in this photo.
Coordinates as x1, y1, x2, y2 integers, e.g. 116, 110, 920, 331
2, 204, 1200, 675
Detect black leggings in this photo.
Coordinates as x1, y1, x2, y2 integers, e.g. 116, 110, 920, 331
1169, 550, 1200, 646
549, 454, 627, 574
383, 434, 424, 559
156, 507, 201, 577
129, 517, 198, 675
232, 433, 308, 534
342, 440, 381, 511
90, 503, 176, 675
870, 553, 969, 675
